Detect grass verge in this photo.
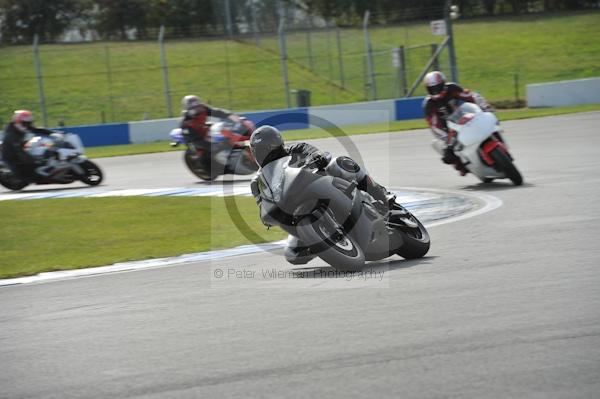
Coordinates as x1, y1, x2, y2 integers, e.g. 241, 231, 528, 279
86, 104, 600, 158
0, 196, 286, 279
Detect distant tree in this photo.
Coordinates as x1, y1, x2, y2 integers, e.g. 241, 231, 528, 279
0, 0, 85, 43
146, 0, 216, 36
93, 0, 149, 39
481, 0, 497, 14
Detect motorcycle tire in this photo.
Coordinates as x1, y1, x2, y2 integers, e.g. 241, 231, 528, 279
394, 214, 431, 259
0, 170, 28, 191
490, 147, 523, 186
78, 160, 103, 186
296, 212, 365, 272
184, 151, 213, 181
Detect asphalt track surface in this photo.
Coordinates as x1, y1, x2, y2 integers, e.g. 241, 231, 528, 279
1, 112, 600, 398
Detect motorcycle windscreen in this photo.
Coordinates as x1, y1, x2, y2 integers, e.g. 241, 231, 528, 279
258, 156, 291, 203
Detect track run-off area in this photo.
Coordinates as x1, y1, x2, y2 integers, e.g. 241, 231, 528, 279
1, 112, 599, 398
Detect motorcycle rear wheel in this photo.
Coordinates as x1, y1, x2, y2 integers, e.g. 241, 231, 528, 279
490, 147, 523, 186
296, 212, 365, 272
0, 170, 28, 191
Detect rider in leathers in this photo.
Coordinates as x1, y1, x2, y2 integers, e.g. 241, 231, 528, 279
422, 71, 491, 175
2, 110, 52, 180
179, 95, 249, 171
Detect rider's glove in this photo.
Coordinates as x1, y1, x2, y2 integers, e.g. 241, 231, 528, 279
306, 151, 331, 169
442, 146, 458, 164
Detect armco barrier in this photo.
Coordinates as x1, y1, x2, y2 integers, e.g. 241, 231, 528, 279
129, 117, 179, 144
51, 97, 426, 146
527, 77, 600, 107
63, 123, 130, 147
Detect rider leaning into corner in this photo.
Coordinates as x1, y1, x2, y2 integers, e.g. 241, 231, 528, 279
249, 125, 400, 264
179, 95, 252, 169
1, 110, 53, 181
422, 70, 492, 175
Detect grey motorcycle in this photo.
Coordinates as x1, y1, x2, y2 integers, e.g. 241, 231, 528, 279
256, 155, 430, 271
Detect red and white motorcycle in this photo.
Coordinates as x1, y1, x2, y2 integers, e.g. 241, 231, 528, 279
433, 102, 523, 186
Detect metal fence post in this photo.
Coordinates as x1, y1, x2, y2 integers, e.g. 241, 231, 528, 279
363, 10, 377, 100
306, 15, 314, 70
277, 17, 291, 108
399, 46, 408, 96
158, 26, 173, 118
251, 0, 260, 47
335, 25, 346, 88
431, 43, 440, 71
32, 34, 48, 127
325, 21, 335, 101
444, 0, 459, 82
104, 45, 115, 122
224, 0, 233, 37
224, 40, 233, 109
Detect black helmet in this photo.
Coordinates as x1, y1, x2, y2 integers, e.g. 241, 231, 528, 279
250, 125, 284, 167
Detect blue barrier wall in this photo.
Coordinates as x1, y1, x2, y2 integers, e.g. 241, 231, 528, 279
242, 107, 309, 130
394, 97, 425, 120
64, 123, 130, 147
49, 98, 426, 146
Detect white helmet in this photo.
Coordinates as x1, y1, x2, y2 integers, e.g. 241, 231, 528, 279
12, 109, 34, 132
181, 95, 201, 110
423, 71, 446, 96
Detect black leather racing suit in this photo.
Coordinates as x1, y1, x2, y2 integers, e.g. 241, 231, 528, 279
1, 123, 52, 180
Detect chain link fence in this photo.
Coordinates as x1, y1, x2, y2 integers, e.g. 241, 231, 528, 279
1, 5, 598, 127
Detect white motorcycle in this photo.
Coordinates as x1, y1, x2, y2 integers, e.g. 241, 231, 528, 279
0, 131, 103, 191
433, 102, 523, 186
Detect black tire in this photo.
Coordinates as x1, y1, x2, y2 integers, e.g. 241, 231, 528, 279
78, 160, 103, 186
184, 151, 213, 181
395, 215, 431, 259
0, 169, 28, 191
296, 213, 365, 271
490, 147, 523, 186
482, 178, 494, 183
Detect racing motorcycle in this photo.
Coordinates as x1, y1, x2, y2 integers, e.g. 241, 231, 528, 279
256, 155, 430, 271
0, 131, 103, 191
434, 102, 523, 185
169, 119, 258, 181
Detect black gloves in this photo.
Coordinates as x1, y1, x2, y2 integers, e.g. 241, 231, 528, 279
306, 151, 331, 169
442, 146, 458, 164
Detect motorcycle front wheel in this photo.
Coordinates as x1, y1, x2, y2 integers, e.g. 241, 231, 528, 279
296, 210, 365, 271
78, 160, 103, 186
184, 151, 213, 181
393, 212, 431, 259
490, 147, 523, 186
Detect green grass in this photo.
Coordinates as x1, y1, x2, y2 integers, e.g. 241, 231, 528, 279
85, 103, 600, 158
0, 196, 286, 279
0, 11, 599, 126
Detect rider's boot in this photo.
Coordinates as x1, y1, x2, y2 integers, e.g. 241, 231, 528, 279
284, 235, 316, 265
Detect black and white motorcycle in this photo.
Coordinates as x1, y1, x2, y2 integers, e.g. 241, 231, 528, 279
256, 155, 430, 271
0, 131, 103, 191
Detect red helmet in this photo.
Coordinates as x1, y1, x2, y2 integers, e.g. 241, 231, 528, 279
12, 109, 34, 132
423, 71, 446, 97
